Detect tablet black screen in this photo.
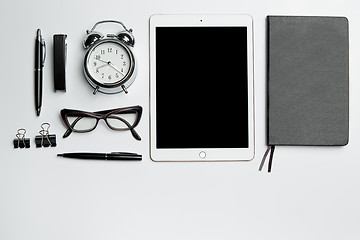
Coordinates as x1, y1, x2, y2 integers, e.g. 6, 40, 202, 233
156, 27, 249, 148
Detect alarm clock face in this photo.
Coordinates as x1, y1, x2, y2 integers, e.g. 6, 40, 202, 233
85, 40, 132, 85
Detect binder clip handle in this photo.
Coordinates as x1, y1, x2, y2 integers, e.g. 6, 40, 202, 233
35, 123, 57, 148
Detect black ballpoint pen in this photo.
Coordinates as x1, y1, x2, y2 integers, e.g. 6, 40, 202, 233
57, 152, 142, 161
35, 29, 46, 116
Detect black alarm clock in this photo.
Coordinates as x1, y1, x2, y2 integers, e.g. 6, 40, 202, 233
83, 20, 136, 95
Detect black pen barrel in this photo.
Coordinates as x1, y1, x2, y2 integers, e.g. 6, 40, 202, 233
57, 153, 142, 161
35, 68, 42, 114
35, 38, 42, 68
35, 29, 43, 116
60, 153, 105, 159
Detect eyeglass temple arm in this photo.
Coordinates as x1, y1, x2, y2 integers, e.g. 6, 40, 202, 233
63, 116, 83, 138
129, 127, 141, 141
109, 116, 141, 141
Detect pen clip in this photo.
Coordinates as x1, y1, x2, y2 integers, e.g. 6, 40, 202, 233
41, 40, 46, 66
111, 152, 139, 156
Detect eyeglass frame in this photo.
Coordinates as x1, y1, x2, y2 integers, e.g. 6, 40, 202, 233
60, 105, 142, 140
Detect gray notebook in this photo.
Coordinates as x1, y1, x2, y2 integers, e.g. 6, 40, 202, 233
262, 16, 349, 171
267, 16, 349, 146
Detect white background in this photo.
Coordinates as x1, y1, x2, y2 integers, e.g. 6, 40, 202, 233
1, 0, 359, 239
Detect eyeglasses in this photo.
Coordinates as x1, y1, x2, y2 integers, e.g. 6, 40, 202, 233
60, 106, 142, 140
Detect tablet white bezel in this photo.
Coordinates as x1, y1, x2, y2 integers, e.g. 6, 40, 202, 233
149, 14, 254, 161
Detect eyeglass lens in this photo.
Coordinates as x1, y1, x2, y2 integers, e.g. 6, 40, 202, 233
106, 112, 138, 130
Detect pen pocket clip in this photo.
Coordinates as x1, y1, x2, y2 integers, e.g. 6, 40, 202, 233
41, 40, 46, 67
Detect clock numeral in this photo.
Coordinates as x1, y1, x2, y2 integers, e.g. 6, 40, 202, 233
96, 69, 99, 73
108, 48, 113, 53
108, 75, 112, 80
95, 55, 100, 60
123, 61, 127, 66
121, 54, 124, 59
115, 73, 119, 78
121, 68, 124, 73
101, 73, 105, 78
100, 50, 105, 54
116, 50, 118, 54
93, 62, 97, 66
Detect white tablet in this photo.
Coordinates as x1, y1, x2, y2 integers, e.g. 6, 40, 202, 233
149, 14, 254, 161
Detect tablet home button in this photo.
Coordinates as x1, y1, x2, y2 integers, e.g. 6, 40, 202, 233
199, 151, 206, 159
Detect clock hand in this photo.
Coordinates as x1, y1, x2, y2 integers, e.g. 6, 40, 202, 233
108, 62, 125, 76
93, 58, 116, 74
94, 57, 110, 64
93, 58, 122, 74
100, 65, 110, 80
96, 64, 108, 71
93, 57, 125, 77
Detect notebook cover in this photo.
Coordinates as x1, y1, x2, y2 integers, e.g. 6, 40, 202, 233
267, 16, 349, 146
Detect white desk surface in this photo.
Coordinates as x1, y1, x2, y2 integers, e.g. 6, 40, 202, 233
1, 0, 360, 239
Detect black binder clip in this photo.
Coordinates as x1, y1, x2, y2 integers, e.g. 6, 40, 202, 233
13, 128, 30, 148
35, 123, 57, 148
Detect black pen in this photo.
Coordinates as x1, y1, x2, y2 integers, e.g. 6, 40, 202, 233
57, 152, 142, 161
35, 29, 46, 116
